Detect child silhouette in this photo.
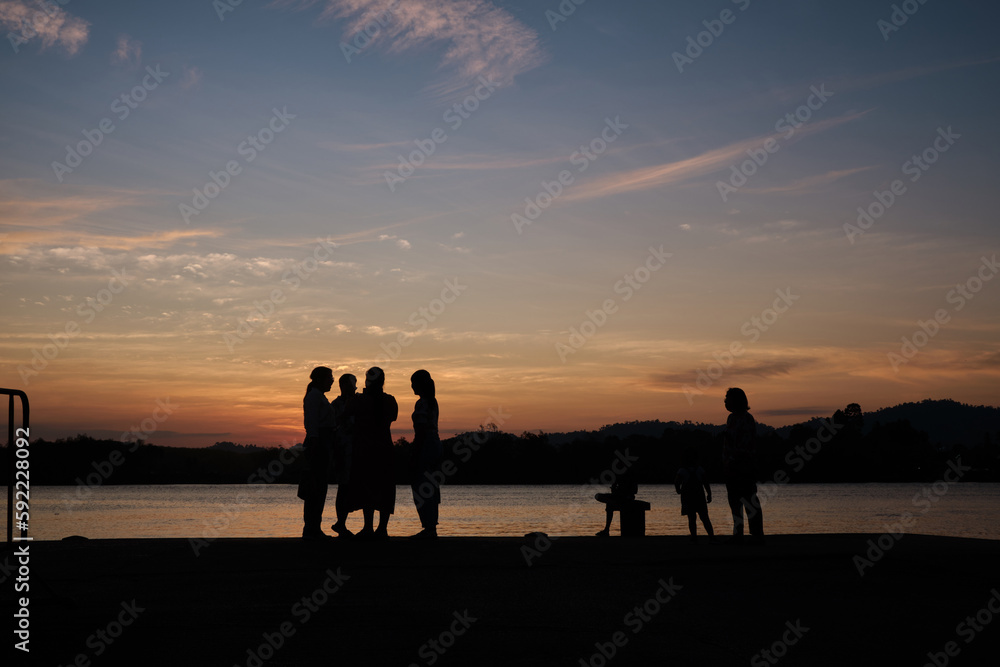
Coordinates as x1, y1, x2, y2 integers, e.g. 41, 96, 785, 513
675, 448, 715, 543
594, 469, 638, 537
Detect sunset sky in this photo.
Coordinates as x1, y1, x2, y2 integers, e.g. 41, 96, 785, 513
2, 0, 999, 447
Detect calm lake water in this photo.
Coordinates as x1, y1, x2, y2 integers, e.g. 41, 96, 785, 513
18, 483, 1000, 541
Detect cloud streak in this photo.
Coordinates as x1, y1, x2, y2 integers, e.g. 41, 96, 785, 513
281, 0, 547, 97
745, 166, 878, 195
563, 110, 873, 203
650, 358, 814, 387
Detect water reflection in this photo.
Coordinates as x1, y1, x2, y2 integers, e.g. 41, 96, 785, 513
20, 483, 1000, 541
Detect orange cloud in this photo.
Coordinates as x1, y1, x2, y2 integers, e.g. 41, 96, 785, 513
0, 0, 89, 54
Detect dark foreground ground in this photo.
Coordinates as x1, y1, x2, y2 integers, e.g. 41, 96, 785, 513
5, 534, 999, 667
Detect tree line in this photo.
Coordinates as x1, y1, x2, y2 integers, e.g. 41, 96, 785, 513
12, 401, 999, 485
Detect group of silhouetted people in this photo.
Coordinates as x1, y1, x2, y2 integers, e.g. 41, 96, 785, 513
300, 375, 764, 543
597, 387, 766, 544
298, 365, 441, 540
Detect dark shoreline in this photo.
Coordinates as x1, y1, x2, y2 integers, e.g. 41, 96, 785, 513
8, 534, 1000, 666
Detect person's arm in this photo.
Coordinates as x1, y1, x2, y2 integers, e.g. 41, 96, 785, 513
736, 413, 756, 454
321, 398, 335, 429
412, 398, 429, 431
704, 479, 712, 503
303, 391, 320, 436
673, 469, 683, 495
722, 415, 735, 464
410, 400, 425, 463
387, 395, 398, 423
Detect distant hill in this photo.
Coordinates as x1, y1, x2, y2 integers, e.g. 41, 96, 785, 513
12, 398, 998, 484
555, 400, 999, 449
20, 435, 305, 486
206, 441, 278, 453
547, 419, 775, 445
861, 399, 1000, 447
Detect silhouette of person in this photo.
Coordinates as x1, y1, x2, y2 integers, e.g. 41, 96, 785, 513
723, 387, 764, 544
349, 367, 398, 539
298, 366, 334, 540
675, 448, 715, 543
594, 468, 638, 537
409, 369, 443, 539
330, 373, 358, 539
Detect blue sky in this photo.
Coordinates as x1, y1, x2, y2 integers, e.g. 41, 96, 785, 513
2, 0, 999, 445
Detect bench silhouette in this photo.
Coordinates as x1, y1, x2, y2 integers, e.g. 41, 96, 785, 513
602, 498, 652, 537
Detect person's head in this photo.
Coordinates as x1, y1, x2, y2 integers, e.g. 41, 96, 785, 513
306, 366, 334, 398
410, 369, 435, 398
724, 387, 749, 413
365, 367, 385, 391
338, 373, 357, 396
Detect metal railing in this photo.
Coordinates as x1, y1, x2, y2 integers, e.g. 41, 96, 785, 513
3, 389, 30, 544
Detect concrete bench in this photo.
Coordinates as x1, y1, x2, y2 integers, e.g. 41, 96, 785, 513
604, 499, 652, 537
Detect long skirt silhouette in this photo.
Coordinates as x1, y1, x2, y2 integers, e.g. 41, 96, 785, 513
346, 388, 398, 514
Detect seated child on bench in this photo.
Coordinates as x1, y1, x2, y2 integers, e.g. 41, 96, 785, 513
595, 469, 638, 537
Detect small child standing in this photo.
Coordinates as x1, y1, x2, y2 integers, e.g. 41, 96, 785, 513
674, 448, 715, 543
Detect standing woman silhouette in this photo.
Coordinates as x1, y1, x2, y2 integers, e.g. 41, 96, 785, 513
351, 367, 398, 539
409, 369, 442, 539
330, 373, 358, 538
723, 387, 764, 544
298, 366, 334, 540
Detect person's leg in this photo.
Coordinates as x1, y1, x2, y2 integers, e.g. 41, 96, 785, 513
332, 482, 351, 532
427, 482, 440, 531
303, 496, 318, 533
745, 482, 764, 539
303, 489, 327, 537
410, 481, 439, 538
428, 497, 439, 532
595, 494, 612, 536
411, 483, 425, 525
726, 483, 744, 538
687, 514, 697, 537
300, 440, 328, 537
375, 510, 390, 536
700, 508, 714, 538
316, 491, 326, 529
595, 507, 612, 536
412, 482, 437, 531
362, 508, 374, 532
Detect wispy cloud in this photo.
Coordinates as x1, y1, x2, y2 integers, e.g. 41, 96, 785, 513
1, 228, 227, 256
831, 56, 1000, 95
564, 110, 873, 203
279, 0, 547, 97
370, 152, 571, 172
180, 66, 203, 89
0, 179, 232, 254
319, 139, 414, 152
111, 34, 141, 67
746, 166, 878, 195
650, 358, 813, 386
0, 0, 89, 54
0, 180, 145, 230
375, 234, 411, 250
